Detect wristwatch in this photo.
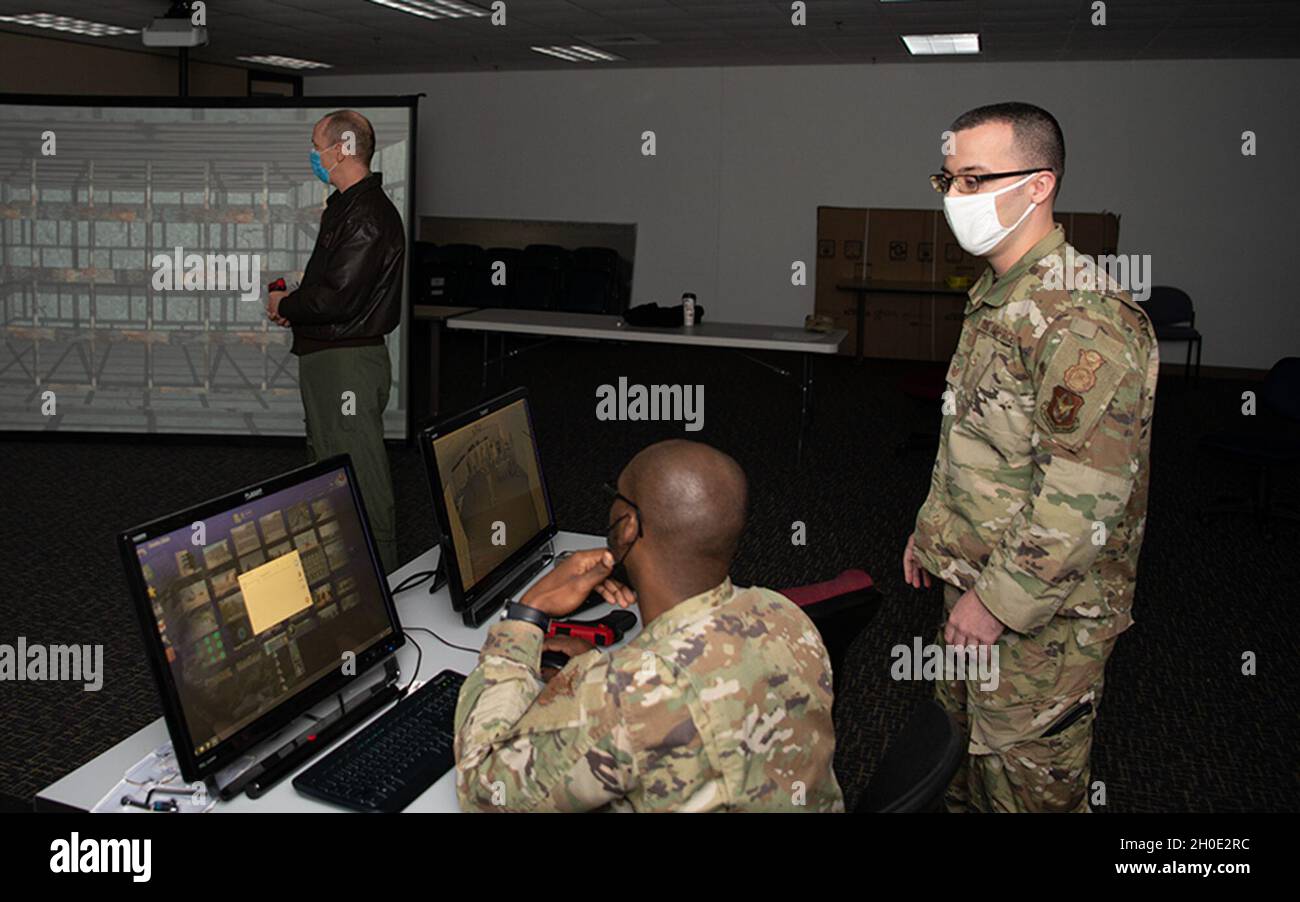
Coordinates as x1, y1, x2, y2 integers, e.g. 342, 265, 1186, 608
503, 600, 550, 634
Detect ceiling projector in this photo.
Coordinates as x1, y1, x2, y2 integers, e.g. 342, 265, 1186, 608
141, 2, 209, 48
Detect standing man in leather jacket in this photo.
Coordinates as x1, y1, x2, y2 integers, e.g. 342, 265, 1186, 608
267, 109, 405, 572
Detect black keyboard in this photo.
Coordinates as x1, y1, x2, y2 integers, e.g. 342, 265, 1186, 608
292, 669, 466, 813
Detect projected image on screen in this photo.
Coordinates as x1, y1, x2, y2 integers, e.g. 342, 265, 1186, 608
0, 102, 412, 436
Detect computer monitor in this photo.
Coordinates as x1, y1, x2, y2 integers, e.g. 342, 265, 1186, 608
421, 387, 557, 620
118, 455, 404, 784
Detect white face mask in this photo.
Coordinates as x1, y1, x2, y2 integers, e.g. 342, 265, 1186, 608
942, 172, 1038, 257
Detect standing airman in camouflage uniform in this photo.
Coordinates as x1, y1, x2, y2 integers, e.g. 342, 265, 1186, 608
903, 102, 1159, 813
455, 440, 844, 812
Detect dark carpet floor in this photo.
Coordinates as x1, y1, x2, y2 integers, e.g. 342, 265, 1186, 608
2, 332, 1298, 812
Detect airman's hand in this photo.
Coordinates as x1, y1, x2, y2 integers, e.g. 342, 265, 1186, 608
944, 587, 1005, 648
520, 549, 614, 618
903, 533, 932, 589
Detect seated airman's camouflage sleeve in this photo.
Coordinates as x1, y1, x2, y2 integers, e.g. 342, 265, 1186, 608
972, 312, 1152, 633
453, 620, 636, 811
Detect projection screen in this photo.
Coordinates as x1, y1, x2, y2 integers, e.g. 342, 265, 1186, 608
0, 97, 416, 438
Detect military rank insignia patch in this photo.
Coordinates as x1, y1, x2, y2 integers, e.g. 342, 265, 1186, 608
1043, 384, 1085, 432
1063, 348, 1105, 393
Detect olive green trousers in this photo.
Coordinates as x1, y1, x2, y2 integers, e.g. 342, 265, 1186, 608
298, 344, 397, 572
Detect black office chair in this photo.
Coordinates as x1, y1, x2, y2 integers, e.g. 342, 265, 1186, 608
1199, 356, 1300, 529
412, 240, 438, 270
476, 246, 522, 308
798, 587, 881, 681
567, 246, 623, 314
411, 241, 437, 303
896, 364, 946, 457
856, 700, 964, 813
426, 243, 484, 306
1139, 286, 1203, 388
515, 244, 571, 310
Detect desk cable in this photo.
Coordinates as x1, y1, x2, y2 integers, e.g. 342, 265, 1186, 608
390, 569, 435, 594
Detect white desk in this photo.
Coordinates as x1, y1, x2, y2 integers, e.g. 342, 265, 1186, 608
446, 308, 845, 354
35, 531, 629, 814
447, 309, 846, 462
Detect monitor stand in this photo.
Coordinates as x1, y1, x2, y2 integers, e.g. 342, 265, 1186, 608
211, 657, 403, 802
426, 547, 448, 596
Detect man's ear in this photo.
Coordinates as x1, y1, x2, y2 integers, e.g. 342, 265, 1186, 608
613, 512, 638, 549
1030, 170, 1057, 204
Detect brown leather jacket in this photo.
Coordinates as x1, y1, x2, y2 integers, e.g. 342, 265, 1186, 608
280, 172, 405, 354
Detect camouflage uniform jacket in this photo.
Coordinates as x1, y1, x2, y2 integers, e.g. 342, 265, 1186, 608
453, 579, 845, 812
913, 225, 1159, 644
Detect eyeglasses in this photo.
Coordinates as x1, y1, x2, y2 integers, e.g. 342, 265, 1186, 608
602, 481, 643, 541
929, 168, 1050, 195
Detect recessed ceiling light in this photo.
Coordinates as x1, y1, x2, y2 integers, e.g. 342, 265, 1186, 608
237, 55, 333, 70
530, 45, 622, 63
0, 12, 137, 37
901, 33, 981, 55
367, 0, 490, 19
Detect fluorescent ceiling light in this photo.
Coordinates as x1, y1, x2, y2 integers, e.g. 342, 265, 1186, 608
237, 55, 333, 70
530, 45, 622, 63
0, 12, 137, 36
902, 33, 981, 55
367, 0, 490, 19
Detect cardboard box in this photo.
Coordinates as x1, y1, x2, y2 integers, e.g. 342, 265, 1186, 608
815, 205, 1120, 360
858, 293, 932, 360
1053, 212, 1073, 246
865, 208, 933, 282
1070, 213, 1101, 257
1102, 214, 1120, 255
1054, 212, 1121, 257
815, 206, 867, 317
859, 294, 905, 360
832, 312, 859, 357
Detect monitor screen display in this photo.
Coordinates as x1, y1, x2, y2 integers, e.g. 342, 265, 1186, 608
428, 395, 552, 595
123, 463, 398, 765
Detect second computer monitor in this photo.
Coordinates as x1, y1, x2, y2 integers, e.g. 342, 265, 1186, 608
421, 388, 557, 615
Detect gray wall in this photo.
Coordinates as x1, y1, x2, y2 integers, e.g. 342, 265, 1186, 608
0, 30, 250, 95
310, 59, 1299, 369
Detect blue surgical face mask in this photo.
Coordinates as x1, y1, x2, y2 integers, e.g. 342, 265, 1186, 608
309, 146, 335, 185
